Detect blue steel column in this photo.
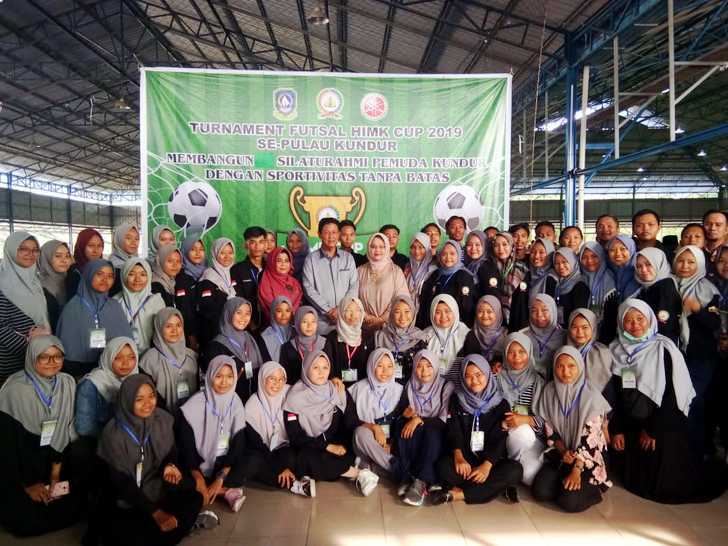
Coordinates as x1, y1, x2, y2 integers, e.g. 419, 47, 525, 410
563, 35, 577, 226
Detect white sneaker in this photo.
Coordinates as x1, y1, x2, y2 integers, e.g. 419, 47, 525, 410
355, 468, 379, 497
290, 476, 316, 498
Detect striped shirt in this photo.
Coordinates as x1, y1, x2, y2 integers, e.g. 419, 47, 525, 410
0, 291, 34, 382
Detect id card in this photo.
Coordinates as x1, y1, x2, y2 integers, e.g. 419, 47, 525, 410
244, 361, 253, 380
470, 430, 485, 452
512, 404, 529, 416
621, 369, 637, 389
342, 369, 358, 382
176, 380, 190, 400
131, 328, 140, 346
217, 433, 230, 457
380, 424, 391, 440
394, 365, 404, 380
40, 419, 57, 447
89, 328, 107, 349
135, 462, 143, 487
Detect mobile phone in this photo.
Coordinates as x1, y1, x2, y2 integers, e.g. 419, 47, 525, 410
49, 480, 70, 499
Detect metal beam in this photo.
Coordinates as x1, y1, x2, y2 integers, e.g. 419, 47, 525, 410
337, 0, 348, 70
418, 0, 455, 73
295, 0, 315, 70
120, 0, 186, 65
463, 0, 522, 73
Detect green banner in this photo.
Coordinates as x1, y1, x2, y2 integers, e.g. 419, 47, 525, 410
141, 68, 511, 254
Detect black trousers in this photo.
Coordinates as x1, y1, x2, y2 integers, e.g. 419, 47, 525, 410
234, 447, 298, 488
532, 461, 603, 513
436, 456, 523, 504
395, 423, 444, 485
295, 447, 355, 481
0, 482, 83, 537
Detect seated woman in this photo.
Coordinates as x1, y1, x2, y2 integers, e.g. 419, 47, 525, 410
283, 351, 379, 496
404, 232, 436, 318
607, 235, 640, 303
396, 349, 455, 506
57, 259, 132, 378
140, 308, 198, 412
633, 247, 682, 344
552, 247, 590, 328
108, 223, 141, 296
67, 227, 105, 299
244, 361, 315, 497
97, 375, 202, 546
461, 296, 507, 373
498, 333, 545, 486
114, 258, 165, 351
422, 294, 470, 382
259, 296, 294, 362
0, 335, 83, 537
532, 346, 612, 513
204, 297, 263, 403
324, 297, 374, 387
374, 294, 428, 384
432, 354, 523, 505
418, 240, 476, 328
38, 240, 72, 332
176, 355, 247, 513
608, 299, 725, 503
579, 242, 619, 343
75, 336, 139, 439
518, 294, 565, 379
197, 238, 240, 346
258, 247, 303, 325
566, 309, 613, 394
348, 349, 406, 484
279, 306, 326, 384
358, 233, 409, 332
148, 225, 177, 264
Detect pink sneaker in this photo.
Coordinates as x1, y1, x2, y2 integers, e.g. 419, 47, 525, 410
224, 487, 246, 512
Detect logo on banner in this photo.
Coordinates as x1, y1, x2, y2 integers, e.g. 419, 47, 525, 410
273, 88, 297, 121
289, 186, 366, 237
360, 93, 388, 121
317, 88, 343, 119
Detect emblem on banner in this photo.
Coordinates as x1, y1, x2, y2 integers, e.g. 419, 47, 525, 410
317, 88, 343, 119
273, 88, 297, 121
360, 93, 388, 121
289, 186, 366, 237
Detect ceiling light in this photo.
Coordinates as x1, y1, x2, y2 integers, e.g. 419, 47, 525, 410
721, 165, 727, 172
112, 96, 132, 112
661, 88, 669, 94
637, 166, 644, 172
675, 127, 685, 134
307, 1, 329, 25
697, 149, 707, 157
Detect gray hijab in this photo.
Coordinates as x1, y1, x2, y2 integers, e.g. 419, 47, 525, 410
260, 296, 294, 362
634, 247, 673, 289
348, 348, 404, 423
406, 349, 454, 421
283, 350, 347, 437
554, 247, 585, 296
213, 297, 263, 368
109, 223, 139, 269
472, 295, 507, 360
81, 336, 139, 403
464, 230, 488, 278
0, 232, 49, 325
407, 232, 435, 296
151, 244, 181, 295
199, 237, 236, 296
148, 225, 175, 261
245, 361, 290, 450
499, 332, 543, 405
116, 257, 163, 350
0, 335, 76, 452
534, 345, 611, 450
521, 293, 565, 376
609, 299, 695, 417
529, 238, 556, 299
567, 308, 613, 392
456, 354, 503, 415
38, 240, 69, 305
673, 245, 720, 347
293, 305, 326, 357
375, 294, 427, 352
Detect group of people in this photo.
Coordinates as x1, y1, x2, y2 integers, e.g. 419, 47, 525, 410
1, 208, 727, 544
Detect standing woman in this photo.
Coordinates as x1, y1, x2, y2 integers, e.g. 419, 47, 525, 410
532, 346, 612, 513
176, 355, 248, 513
566, 309, 613, 394
56, 259, 132, 378
283, 350, 380, 496
0, 335, 83, 537
422, 222, 442, 257
633, 247, 682, 344
461, 295, 507, 373
607, 235, 640, 302
259, 296, 294, 362
422, 294, 470, 382
148, 226, 176, 264
67, 228, 104, 299
140, 308, 198, 412
527, 238, 557, 301
518, 294, 565, 379
108, 223, 141, 296
205, 297, 263, 403
324, 296, 374, 387
114, 258, 165, 352
579, 241, 618, 342
97, 375, 202, 546
151, 244, 198, 350
38, 240, 72, 332
417, 240, 476, 328
404, 232, 436, 318
396, 350, 455, 506
286, 228, 310, 282
552, 247, 590, 328
464, 230, 489, 282
180, 232, 207, 282
196, 238, 239, 346
244, 361, 315, 496
258, 247, 303, 324
0, 232, 50, 381
279, 306, 326, 385
374, 294, 428, 384
357, 233, 408, 332
432, 354, 523, 505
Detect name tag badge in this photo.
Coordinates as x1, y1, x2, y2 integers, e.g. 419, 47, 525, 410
177, 380, 190, 401
135, 462, 143, 487
342, 369, 358, 383
470, 430, 485, 452
89, 328, 107, 349
513, 404, 529, 416
40, 419, 57, 447
217, 433, 230, 457
380, 424, 391, 440
394, 364, 404, 379
176, 289, 186, 297
621, 369, 637, 389
244, 361, 254, 380
131, 328, 141, 346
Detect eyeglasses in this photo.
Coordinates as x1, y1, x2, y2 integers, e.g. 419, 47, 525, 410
38, 354, 64, 365
17, 247, 40, 255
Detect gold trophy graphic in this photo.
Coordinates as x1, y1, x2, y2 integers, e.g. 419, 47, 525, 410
289, 186, 366, 236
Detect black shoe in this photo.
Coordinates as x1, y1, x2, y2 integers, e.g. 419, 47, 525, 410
504, 486, 519, 503
430, 490, 453, 505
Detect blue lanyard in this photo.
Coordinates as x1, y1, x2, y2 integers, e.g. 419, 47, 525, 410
440, 271, 457, 289
414, 389, 436, 414
472, 391, 497, 430
271, 325, 289, 346
123, 294, 152, 324
227, 336, 249, 360
579, 341, 594, 360
559, 382, 585, 418
160, 349, 186, 370
120, 420, 151, 455
25, 372, 56, 411
80, 296, 106, 326
250, 267, 260, 285
533, 328, 556, 357
206, 393, 234, 433
589, 270, 606, 306
502, 370, 524, 397
625, 337, 653, 364
256, 393, 278, 426
375, 387, 391, 417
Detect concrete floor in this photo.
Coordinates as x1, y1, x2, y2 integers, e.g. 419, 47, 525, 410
2, 480, 727, 546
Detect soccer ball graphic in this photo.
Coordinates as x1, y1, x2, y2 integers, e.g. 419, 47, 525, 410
433, 184, 485, 231
167, 180, 222, 233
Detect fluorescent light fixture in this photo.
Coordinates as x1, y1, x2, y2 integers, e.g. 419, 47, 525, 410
721, 165, 727, 172
697, 149, 707, 157
637, 166, 644, 172
307, 1, 329, 25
